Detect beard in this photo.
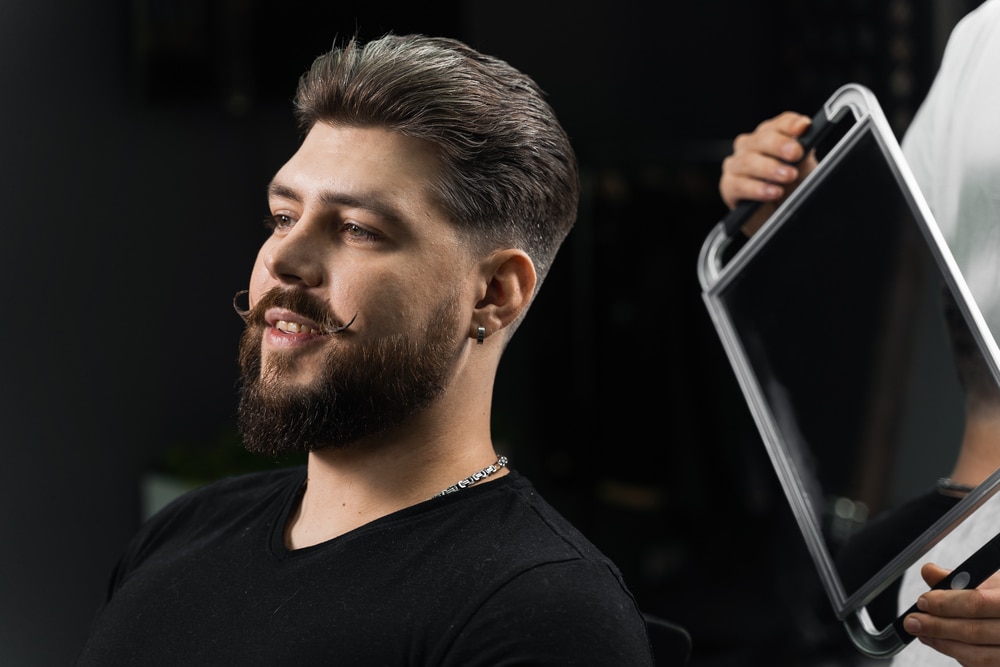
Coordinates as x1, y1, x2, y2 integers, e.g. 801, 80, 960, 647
236, 287, 463, 457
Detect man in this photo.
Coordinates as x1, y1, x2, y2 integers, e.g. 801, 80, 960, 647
717, 3, 1000, 664
75, 34, 660, 665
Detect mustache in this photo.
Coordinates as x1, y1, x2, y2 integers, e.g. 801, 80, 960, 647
233, 289, 357, 334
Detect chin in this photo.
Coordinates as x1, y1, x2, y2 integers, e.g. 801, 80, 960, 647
258, 355, 322, 389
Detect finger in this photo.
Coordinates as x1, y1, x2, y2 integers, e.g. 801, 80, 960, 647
731, 129, 803, 166
719, 154, 799, 209
718, 172, 788, 210
921, 562, 951, 588
742, 112, 813, 163
719, 113, 812, 210
905, 610, 1000, 646
766, 110, 813, 137
917, 585, 1000, 620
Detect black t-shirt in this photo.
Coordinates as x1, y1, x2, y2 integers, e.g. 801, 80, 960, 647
76, 468, 656, 666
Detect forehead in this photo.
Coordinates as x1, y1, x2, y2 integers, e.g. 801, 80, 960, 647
271, 123, 446, 222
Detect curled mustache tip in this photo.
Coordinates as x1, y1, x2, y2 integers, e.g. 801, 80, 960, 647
331, 312, 358, 334
232, 288, 358, 334
233, 289, 251, 323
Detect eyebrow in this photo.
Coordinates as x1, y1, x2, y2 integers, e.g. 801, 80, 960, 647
266, 181, 407, 226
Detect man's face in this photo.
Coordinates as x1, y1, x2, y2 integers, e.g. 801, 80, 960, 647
237, 123, 474, 455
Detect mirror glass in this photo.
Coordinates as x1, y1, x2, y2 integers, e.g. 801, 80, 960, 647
713, 117, 1000, 627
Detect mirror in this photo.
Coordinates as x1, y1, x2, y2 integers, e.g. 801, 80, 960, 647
698, 84, 1000, 657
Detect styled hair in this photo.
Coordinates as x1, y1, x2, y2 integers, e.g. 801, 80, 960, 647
293, 34, 579, 289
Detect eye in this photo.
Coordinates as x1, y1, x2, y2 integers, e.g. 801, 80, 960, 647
343, 222, 382, 242
263, 213, 296, 232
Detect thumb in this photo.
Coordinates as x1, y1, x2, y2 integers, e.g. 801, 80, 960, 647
920, 562, 951, 588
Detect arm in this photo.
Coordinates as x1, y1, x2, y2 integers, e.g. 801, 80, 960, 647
718, 111, 817, 235
902, 563, 1000, 666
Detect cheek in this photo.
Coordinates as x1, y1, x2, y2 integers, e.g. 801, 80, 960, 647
353, 275, 420, 326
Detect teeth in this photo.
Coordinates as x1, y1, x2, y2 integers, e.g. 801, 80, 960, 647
276, 320, 323, 335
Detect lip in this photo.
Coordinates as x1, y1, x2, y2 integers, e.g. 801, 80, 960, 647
263, 307, 329, 346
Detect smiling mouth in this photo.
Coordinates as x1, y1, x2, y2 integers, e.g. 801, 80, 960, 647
275, 320, 327, 335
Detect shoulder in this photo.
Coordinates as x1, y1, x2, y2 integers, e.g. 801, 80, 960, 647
955, 0, 1000, 36
443, 558, 655, 666
938, 0, 1000, 70
116, 467, 304, 570
451, 471, 619, 567
151, 466, 304, 517
429, 470, 644, 603
431, 472, 655, 665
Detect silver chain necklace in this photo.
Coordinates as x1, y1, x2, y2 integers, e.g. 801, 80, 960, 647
434, 456, 508, 497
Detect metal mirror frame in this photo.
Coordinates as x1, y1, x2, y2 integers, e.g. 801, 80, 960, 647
698, 83, 1000, 657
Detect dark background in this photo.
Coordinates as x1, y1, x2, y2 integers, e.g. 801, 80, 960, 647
0, 0, 984, 665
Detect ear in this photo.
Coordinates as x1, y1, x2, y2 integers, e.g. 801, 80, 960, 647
470, 249, 536, 343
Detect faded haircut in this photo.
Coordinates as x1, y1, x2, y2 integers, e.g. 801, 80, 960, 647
293, 33, 579, 291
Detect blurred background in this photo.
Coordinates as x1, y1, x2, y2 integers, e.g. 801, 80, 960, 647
0, 0, 985, 664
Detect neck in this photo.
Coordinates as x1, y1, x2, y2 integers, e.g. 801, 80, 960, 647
284, 426, 506, 549
284, 340, 507, 549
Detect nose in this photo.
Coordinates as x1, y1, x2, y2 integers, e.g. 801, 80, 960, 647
261, 220, 326, 288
